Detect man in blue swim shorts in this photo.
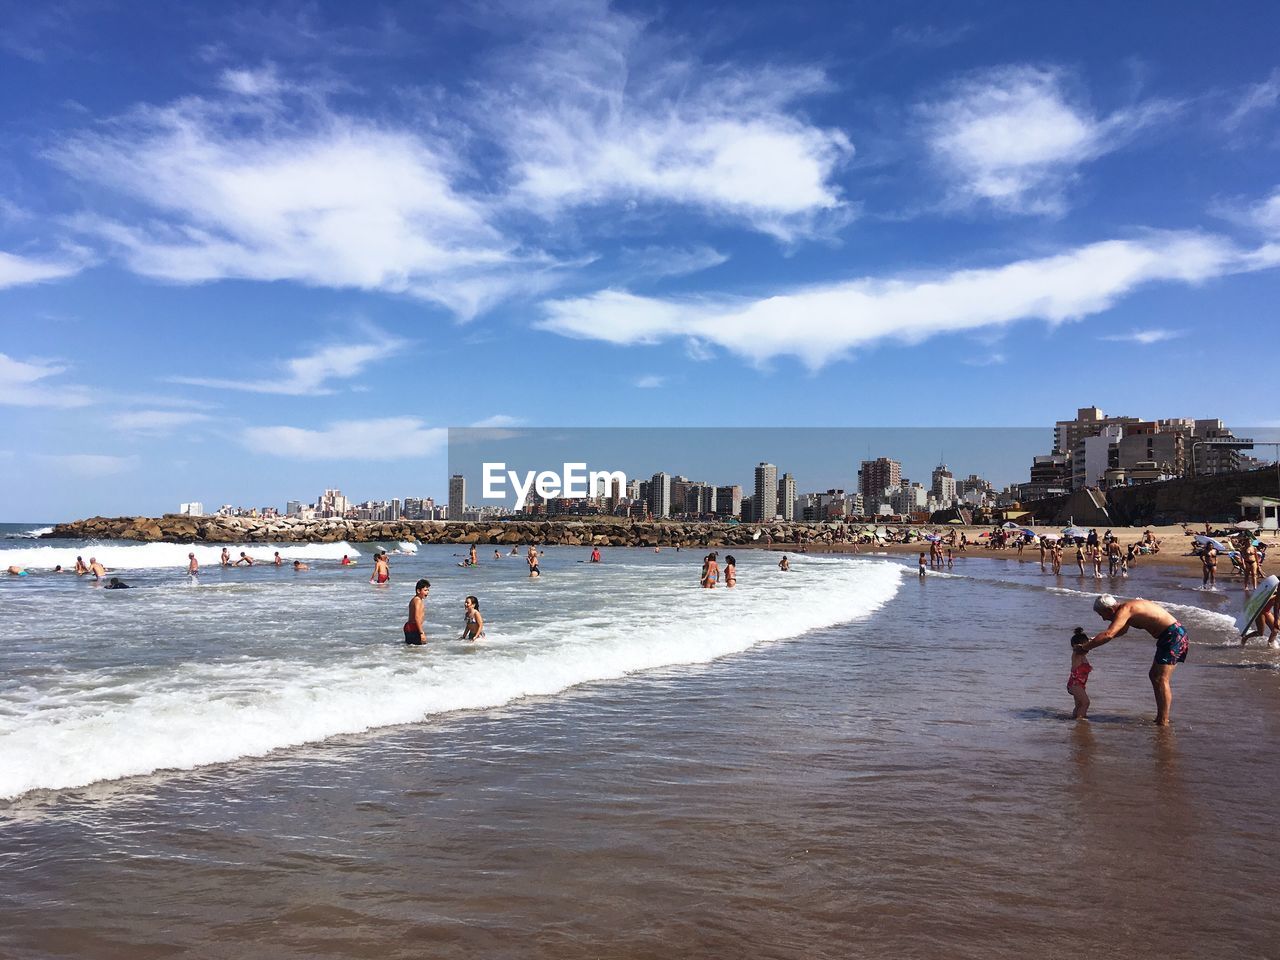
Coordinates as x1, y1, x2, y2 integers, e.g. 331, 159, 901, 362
1077, 594, 1187, 726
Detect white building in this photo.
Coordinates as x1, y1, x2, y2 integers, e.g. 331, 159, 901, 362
648, 471, 672, 518
178, 502, 204, 516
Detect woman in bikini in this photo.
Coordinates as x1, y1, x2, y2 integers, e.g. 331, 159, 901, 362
723, 555, 737, 589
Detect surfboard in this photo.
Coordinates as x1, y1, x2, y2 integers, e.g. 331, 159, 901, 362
1241, 574, 1279, 638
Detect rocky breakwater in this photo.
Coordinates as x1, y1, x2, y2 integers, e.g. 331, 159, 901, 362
44, 515, 853, 548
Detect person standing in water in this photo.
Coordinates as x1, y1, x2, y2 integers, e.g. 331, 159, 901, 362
74, 555, 89, 575
701, 552, 720, 588
272, 551, 284, 566
1067, 627, 1093, 720
403, 579, 430, 645
371, 551, 390, 584
1201, 543, 1218, 588
724, 555, 737, 588
469, 543, 478, 566
527, 545, 540, 578
187, 552, 199, 576
460, 596, 485, 641
88, 557, 107, 579
1079, 594, 1187, 726
220, 547, 231, 567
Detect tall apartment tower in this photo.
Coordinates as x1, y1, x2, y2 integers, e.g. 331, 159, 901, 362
648, 472, 672, 518
448, 474, 466, 520
858, 458, 901, 503
930, 463, 957, 506
779, 472, 796, 521
754, 462, 778, 522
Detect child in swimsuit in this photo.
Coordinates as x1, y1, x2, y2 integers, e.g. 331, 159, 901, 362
1068, 627, 1093, 720
460, 595, 485, 641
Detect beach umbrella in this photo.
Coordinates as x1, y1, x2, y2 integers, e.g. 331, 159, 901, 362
1001, 521, 1021, 529
924, 534, 941, 542
1021, 528, 1038, 538
1062, 526, 1088, 539
1194, 535, 1229, 552
1235, 521, 1259, 531
1040, 533, 1061, 541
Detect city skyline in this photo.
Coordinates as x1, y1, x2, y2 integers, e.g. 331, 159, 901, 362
5, 2, 1280, 518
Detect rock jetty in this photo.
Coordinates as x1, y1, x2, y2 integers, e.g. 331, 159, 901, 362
44, 515, 850, 548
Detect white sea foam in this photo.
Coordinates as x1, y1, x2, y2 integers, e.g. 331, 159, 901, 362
0, 555, 902, 799
0, 540, 363, 571
4, 526, 54, 539
1044, 585, 1239, 630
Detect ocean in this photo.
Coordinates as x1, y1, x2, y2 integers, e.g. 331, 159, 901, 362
2, 537, 1277, 958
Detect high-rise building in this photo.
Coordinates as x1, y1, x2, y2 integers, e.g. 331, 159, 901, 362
753, 462, 778, 522
648, 472, 671, 518
858, 457, 901, 504
715, 484, 742, 518
317, 488, 348, 518
448, 475, 466, 520
930, 464, 957, 506
285, 500, 302, 516
779, 472, 796, 521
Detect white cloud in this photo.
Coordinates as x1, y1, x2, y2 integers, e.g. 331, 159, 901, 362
53, 89, 522, 318
921, 66, 1171, 214
1248, 187, 1280, 235
0, 352, 93, 408
108, 410, 216, 434
1098, 328, 1186, 345
491, 7, 853, 240
242, 417, 447, 459
538, 232, 1278, 369
962, 353, 1006, 366
1225, 69, 1280, 130
170, 328, 404, 395
0, 250, 83, 289
470, 414, 523, 428
618, 245, 728, 282
633, 374, 666, 388
32, 453, 137, 476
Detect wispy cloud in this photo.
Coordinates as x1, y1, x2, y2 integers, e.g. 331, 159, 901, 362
488, 3, 853, 241
1225, 69, 1280, 130
633, 374, 666, 388
0, 353, 94, 408
1098, 328, 1186, 345
32, 453, 137, 477
108, 410, 216, 434
170, 327, 404, 395
470, 414, 523, 428
538, 233, 1278, 369
617, 245, 729, 282
52, 83, 525, 319
920, 65, 1173, 215
0, 250, 84, 289
242, 417, 448, 459
961, 353, 1006, 366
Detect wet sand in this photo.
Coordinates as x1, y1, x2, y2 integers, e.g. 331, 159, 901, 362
2, 555, 1278, 959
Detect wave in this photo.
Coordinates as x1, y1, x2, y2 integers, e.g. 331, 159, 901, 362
0, 558, 902, 799
2, 526, 54, 539
0, 540, 364, 571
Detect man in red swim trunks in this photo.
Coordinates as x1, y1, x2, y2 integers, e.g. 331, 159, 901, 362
1078, 594, 1188, 726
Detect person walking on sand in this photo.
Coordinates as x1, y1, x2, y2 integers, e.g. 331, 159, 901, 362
460, 595, 485, 641
724, 555, 737, 588
1067, 627, 1093, 720
527, 545, 540, 578
1078, 595, 1188, 726
187, 552, 199, 576
403, 579, 430, 645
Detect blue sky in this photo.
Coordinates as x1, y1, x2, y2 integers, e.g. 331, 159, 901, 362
2, 0, 1278, 519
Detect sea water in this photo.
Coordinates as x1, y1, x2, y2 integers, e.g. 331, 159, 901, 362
0, 540, 901, 799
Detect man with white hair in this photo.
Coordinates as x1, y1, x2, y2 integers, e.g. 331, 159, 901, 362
1077, 594, 1187, 726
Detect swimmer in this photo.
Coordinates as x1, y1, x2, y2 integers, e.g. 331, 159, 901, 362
292, 560, 309, 571
371, 551, 390, 584
235, 552, 253, 566
88, 557, 107, 579
701, 552, 720, 588
340, 554, 354, 565
779, 555, 791, 572
103, 577, 130, 589
7, 565, 29, 576
724, 555, 737, 588
460, 595, 485, 641
527, 545, 540, 578
220, 547, 231, 567
404, 579, 430, 645
74, 555, 88, 575
494, 550, 502, 560
272, 551, 283, 566
187, 552, 198, 575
